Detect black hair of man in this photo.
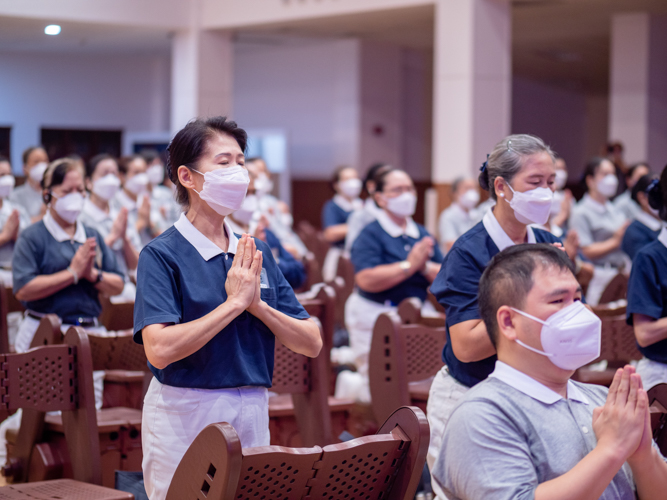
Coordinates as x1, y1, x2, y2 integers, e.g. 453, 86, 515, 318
478, 243, 576, 347
631, 174, 657, 204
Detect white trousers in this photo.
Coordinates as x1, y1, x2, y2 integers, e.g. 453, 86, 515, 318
426, 366, 470, 500
636, 357, 667, 391
586, 265, 622, 306
142, 378, 269, 500
322, 246, 343, 283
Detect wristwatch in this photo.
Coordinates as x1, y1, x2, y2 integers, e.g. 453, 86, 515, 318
94, 270, 104, 284
66, 266, 78, 285
399, 260, 412, 276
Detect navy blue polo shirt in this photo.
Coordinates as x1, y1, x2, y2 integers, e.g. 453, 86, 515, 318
12, 219, 123, 322
626, 234, 667, 363
350, 215, 443, 305
621, 219, 660, 261
322, 199, 353, 248
431, 219, 561, 388
264, 228, 305, 290
133, 216, 310, 389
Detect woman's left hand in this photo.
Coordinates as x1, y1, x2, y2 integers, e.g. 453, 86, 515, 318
247, 249, 264, 315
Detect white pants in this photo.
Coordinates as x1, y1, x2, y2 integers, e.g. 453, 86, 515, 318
586, 265, 622, 306
322, 246, 343, 283
426, 366, 470, 500
636, 357, 667, 391
142, 378, 269, 500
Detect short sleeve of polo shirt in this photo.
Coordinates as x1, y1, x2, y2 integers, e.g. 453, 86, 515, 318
627, 249, 663, 323
350, 223, 385, 273
322, 200, 346, 228
569, 207, 594, 247
12, 228, 41, 294
432, 245, 483, 325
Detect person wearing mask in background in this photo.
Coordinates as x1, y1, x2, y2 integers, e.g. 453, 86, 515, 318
546, 156, 574, 237
143, 150, 181, 233
321, 166, 363, 281
426, 134, 571, 500
10, 146, 49, 222
113, 155, 155, 247
614, 162, 650, 220
621, 174, 663, 261
345, 162, 392, 252
605, 140, 628, 197
227, 170, 306, 290
627, 166, 667, 391
438, 177, 479, 253
570, 158, 629, 305
434, 243, 667, 500
340, 169, 443, 402
80, 154, 141, 302
0, 156, 30, 285
133, 117, 321, 500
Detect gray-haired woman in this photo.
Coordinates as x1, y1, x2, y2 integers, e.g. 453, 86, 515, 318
424, 134, 577, 499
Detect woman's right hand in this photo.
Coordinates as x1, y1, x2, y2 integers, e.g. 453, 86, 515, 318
108, 208, 128, 244
407, 236, 434, 271
70, 238, 97, 278
225, 234, 262, 311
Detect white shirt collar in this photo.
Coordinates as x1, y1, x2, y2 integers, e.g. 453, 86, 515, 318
582, 193, 613, 215
364, 197, 383, 217
43, 211, 87, 244
333, 194, 363, 212
376, 209, 420, 239
82, 198, 111, 223
658, 226, 667, 250
635, 209, 663, 232
174, 213, 239, 261
490, 361, 589, 405
482, 208, 536, 252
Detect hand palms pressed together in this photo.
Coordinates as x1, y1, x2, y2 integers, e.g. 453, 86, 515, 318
225, 234, 264, 312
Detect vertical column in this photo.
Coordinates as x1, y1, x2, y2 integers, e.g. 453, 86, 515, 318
170, 26, 234, 134
431, 0, 511, 219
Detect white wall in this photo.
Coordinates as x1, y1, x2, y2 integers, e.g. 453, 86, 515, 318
0, 51, 171, 172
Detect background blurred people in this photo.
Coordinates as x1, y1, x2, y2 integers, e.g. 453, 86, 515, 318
142, 150, 181, 233
438, 177, 479, 253
10, 146, 49, 222
614, 162, 650, 219
114, 155, 155, 247
547, 156, 574, 237
0, 156, 30, 284
621, 174, 662, 261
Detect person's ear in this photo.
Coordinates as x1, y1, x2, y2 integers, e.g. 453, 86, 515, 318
496, 305, 518, 342
374, 191, 385, 209
494, 177, 507, 199
178, 166, 196, 190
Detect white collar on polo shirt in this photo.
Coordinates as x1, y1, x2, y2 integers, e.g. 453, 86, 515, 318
174, 213, 239, 261
582, 193, 613, 215
376, 209, 420, 239
635, 209, 663, 232
658, 226, 667, 250
482, 207, 536, 252
82, 198, 110, 223
333, 194, 363, 212
490, 360, 589, 405
43, 211, 87, 244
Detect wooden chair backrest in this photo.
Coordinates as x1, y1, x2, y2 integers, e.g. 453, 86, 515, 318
271, 318, 332, 446
298, 252, 323, 293
369, 311, 446, 423
598, 272, 628, 305
590, 305, 642, 364
647, 383, 667, 457
397, 297, 445, 328
1, 327, 101, 485
85, 330, 149, 372
298, 283, 336, 354
166, 406, 429, 500
331, 254, 355, 323
0, 286, 26, 354
296, 221, 329, 271
98, 297, 134, 332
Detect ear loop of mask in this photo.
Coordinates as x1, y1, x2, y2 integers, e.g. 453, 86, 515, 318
509, 307, 554, 358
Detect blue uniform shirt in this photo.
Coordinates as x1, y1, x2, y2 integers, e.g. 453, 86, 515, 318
12, 213, 123, 323
351, 211, 443, 305
621, 216, 661, 261
322, 195, 359, 248
626, 228, 667, 363
431, 210, 561, 388
133, 214, 309, 389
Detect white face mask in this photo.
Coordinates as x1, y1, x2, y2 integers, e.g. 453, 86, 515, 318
385, 191, 417, 218
234, 194, 258, 225
125, 172, 150, 195
280, 212, 294, 228
550, 189, 565, 216
459, 189, 480, 210
52, 192, 85, 224
147, 164, 165, 186
29, 162, 48, 183
339, 178, 362, 199
510, 301, 601, 370
554, 169, 568, 190
505, 182, 553, 225
92, 174, 121, 201
0, 175, 16, 199
254, 174, 274, 197
193, 166, 249, 216
597, 174, 618, 199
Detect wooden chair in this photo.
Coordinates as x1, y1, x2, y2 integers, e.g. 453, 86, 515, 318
573, 303, 642, 387
369, 309, 447, 424
165, 405, 429, 500
648, 383, 667, 457
397, 297, 446, 328
0, 286, 26, 355
297, 283, 336, 359
0, 327, 133, 499
295, 252, 322, 293
99, 296, 134, 332
330, 254, 355, 325
598, 272, 628, 305
296, 221, 329, 273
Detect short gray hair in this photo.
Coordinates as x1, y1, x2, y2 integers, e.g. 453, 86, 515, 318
478, 134, 555, 200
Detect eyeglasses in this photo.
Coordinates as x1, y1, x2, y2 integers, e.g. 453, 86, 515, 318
383, 186, 416, 196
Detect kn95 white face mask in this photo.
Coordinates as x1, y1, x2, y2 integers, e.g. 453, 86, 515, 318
192, 165, 250, 216
505, 181, 553, 225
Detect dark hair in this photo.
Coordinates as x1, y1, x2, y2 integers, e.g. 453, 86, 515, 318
628, 162, 650, 179
478, 244, 575, 347
87, 154, 117, 178
648, 164, 667, 222
364, 163, 390, 185
581, 157, 611, 192
330, 165, 356, 191
118, 154, 145, 175
22, 146, 45, 165
167, 116, 247, 208
0, 155, 9, 164
42, 158, 85, 204
374, 168, 409, 193
631, 174, 656, 204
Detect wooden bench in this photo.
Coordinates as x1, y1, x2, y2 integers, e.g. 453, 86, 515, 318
165, 405, 429, 500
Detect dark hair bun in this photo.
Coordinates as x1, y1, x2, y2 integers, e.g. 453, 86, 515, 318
648, 178, 663, 211
478, 162, 490, 191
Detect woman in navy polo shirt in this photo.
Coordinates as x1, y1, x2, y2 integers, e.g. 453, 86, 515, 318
627, 165, 667, 391
425, 134, 567, 499
621, 174, 662, 260
134, 116, 321, 500
339, 168, 443, 401
321, 165, 363, 281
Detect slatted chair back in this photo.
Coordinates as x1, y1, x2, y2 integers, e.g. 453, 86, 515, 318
86, 330, 149, 373
0, 287, 26, 355
1, 327, 101, 485
397, 297, 446, 328
598, 272, 628, 305
166, 406, 428, 500
29, 315, 63, 349
331, 254, 355, 324
593, 305, 642, 364
369, 311, 446, 423
98, 297, 134, 332
271, 318, 332, 446
648, 384, 667, 457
